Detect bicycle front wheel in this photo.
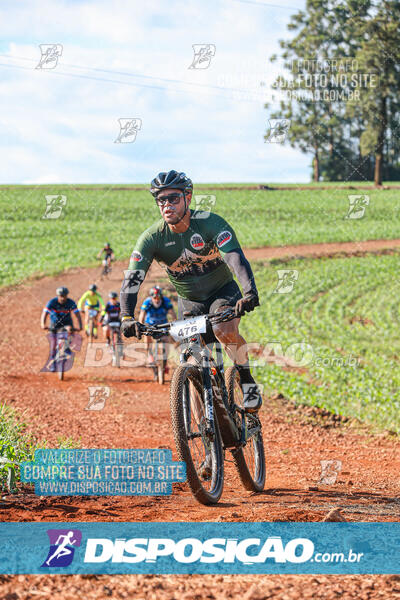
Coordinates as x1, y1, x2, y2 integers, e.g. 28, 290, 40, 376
170, 365, 224, 505
225, 367, 265, 492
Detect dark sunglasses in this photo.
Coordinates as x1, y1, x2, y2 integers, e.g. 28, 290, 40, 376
156, 192, 184, 206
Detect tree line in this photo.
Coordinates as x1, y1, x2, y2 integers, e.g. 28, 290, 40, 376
266, 0, 400, 185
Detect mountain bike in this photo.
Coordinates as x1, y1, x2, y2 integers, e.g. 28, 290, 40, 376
45, 327, 76, 381
99, 257, 113, 279
108, 321, 123, 368
138, 308, 265, 505
87, 308, 99, 345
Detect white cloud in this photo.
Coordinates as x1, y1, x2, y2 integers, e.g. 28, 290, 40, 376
0, 0, 307, 183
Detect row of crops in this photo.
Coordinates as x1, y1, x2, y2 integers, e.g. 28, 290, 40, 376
2, 184, 400, 287
241, 252, 400, 433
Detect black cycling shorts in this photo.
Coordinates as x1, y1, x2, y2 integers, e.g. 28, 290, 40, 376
177, 279, 242, 319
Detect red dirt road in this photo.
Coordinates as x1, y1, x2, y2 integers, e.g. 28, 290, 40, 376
1, 241, 400, 598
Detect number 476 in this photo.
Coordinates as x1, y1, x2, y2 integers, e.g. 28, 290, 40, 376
177, 325, 198, 338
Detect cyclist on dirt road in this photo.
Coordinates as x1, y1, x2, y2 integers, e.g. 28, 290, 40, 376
120, 170, 262, 412
77, 284, 105, 338
41, 287, 82, 370
97, 242, 115, 268
100, 291, 121, 347
138, 285, 177, 365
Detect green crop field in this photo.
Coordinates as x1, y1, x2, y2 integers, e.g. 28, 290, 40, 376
241, 252, 400, 433
2, 184, 400, 288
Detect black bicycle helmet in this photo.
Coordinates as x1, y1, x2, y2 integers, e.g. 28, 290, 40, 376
150, 170, 193, 197
109, 291, 118, 298
89, 284, 97, 292
56, 286, 69, 296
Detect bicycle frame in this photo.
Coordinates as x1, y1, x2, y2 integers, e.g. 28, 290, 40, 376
180, 336, 245, 449
140, 309, 263, 449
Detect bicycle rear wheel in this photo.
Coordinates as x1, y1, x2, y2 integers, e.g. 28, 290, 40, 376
89, 318, 94, 345
170, 365, 224, 505
157, 341, 166, 385
57, 361, 65, 381
112, 330, 120, 368
225, 367, 265, 492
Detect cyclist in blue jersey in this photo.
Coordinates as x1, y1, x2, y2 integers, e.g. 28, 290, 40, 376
138, 286, 176, 364
40, 287, 82, 371
100, 291, 121, 347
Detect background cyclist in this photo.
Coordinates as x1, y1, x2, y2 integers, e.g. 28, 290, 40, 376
120, 170, 262, 412
40, 286, 82, 370
97, 242, 115, 267
100, 291, 122, 347
138, 285, 177, 365
77, 284, 105, 338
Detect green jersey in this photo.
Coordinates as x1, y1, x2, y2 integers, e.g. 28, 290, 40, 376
128, 210, 240, 301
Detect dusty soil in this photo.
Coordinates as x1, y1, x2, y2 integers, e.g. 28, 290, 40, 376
1, 240, 400, 598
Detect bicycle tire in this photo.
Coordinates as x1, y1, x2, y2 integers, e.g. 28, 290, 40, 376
112, 330, 120, 368
158, 342, 165, 385
225, 367, 266, 492
58, 362, 65, 381
89, 318, 94, 345
170, 364, 224, 505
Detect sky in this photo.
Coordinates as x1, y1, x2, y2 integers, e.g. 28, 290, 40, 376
0, 0, 308, 184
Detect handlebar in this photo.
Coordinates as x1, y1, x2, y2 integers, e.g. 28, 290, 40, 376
138, 307, 237, 337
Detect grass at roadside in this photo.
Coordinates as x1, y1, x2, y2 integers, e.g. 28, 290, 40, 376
0, 403, 80, 492
2, 184, 400, 287
241, 252, 400, 433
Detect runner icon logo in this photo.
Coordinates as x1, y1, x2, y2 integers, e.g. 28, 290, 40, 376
41, 529, 82, 568
122, 270, 145, 293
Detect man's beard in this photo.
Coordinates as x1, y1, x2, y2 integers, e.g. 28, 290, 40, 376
164, 208, 185, 224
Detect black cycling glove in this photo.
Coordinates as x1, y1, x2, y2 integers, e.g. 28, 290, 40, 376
121, 318, 143, 339
235, 292, 260, 317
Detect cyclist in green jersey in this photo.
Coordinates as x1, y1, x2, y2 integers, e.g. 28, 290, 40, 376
120, 170, 262, 412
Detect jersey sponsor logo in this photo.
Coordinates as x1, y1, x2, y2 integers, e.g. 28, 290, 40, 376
165, 241, 175, 246
216, 230, 232, 248
131, 251, 143, 262
190, 234, 205, 250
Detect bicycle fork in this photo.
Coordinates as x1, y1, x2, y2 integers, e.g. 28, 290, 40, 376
200, 349, 215, 443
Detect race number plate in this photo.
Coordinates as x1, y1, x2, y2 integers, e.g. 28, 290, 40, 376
169, 315, 207, 341
108, 321, 120, 328
88, 309, 98, 318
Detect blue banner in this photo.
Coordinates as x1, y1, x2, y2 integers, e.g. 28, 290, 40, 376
0, 522, 398, 574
